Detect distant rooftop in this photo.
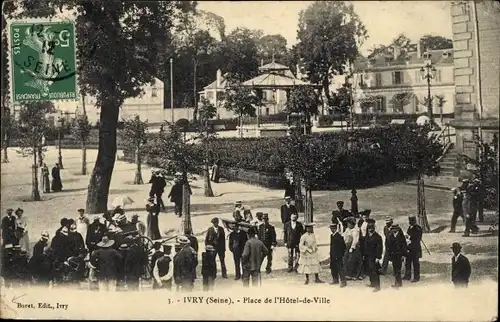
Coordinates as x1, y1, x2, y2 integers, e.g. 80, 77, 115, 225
354, 47, 454, 70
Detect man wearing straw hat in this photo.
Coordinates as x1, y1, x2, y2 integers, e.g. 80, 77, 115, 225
173, 236, 198, 292
89, 236, 123, 292
201, 245, 217, 291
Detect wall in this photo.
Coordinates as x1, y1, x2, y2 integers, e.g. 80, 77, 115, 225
450, 1, 500, 177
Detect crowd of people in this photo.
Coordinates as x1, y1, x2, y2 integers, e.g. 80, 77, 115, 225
450, 178, 483, 236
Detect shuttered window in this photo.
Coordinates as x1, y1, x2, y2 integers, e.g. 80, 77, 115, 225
375, 73, 382, 87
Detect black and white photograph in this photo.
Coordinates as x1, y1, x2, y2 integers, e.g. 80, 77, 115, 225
0, 0, 498, 320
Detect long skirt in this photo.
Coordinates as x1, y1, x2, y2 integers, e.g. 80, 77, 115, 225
20, 233, 31, 256
51, 177, 63, 192
146, 213, 161, 240
298, 251, 321, 275
343, 246, 362, 278
42, 174, 51, 193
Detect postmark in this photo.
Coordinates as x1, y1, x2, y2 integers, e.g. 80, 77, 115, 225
7, 19, 78, 103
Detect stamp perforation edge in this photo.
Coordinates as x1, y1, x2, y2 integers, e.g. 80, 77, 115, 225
5, 15, 80, 106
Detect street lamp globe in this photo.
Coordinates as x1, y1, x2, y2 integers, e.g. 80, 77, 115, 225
431, 66, 437, 78
416, 115, 431, 126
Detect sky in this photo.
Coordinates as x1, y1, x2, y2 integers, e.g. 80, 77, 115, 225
197, 1, 453, 55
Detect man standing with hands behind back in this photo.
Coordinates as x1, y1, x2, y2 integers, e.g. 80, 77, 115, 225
404, 215, 422, 283
284, 213, 304, 273
258, 213, 277, 274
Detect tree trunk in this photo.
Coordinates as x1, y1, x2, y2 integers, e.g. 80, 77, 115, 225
37, 144, 43, 166
32, 143, 41, 201
294, 175, 304, 213
2, 145, 7, 163
416, 173, 430, 233
86, 103, 120, 214
204, 162, 214, 197
181, 173, 192, 234
81, 140, 87, 175
134, 145, 144, 184
304, 185, 313, 223
239, 112, 243, 138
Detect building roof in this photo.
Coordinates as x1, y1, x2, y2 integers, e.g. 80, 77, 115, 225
354, 48, 454, 71
203, 73, 230, 90
258, 61, 290, 71
241, 72, 310, 88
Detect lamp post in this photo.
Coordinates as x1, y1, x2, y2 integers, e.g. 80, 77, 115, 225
57, 115, 64, 169
347, 136, 358, 215
420, 58, 437, 122
170, 58, 174, 123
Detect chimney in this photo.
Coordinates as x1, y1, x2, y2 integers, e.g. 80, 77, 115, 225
216, 69, 222, 88
393, 45, 401, 60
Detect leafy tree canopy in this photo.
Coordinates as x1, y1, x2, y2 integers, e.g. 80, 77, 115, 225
419, 34, 453, 50
222, 87, 261, 118
286, 85, 319, 116
257, 34, 288, 64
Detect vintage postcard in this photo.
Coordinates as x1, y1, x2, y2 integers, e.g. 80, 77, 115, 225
1, 0, 498, 320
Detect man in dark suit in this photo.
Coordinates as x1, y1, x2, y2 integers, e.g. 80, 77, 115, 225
329, 222, 347, 287
451, 242, 471, 288
1, 208, 18, 245
149, 170, 167, 210
404, 215, 422, 282
228, 222, 248, 280
241, 227, 268, 287
331, 201, 351, 226
450, 188, 464, 233
386, 223, 407, 288
280, 196, 298, 230
201, 245, 217, 291
284, 213, 304, 273
173, 236, 198, 292
185, 228, 199, 254
204, 217, 227, 278
364, 219, 383, 292
258, 213, 277, 274
381, 217, 393, 275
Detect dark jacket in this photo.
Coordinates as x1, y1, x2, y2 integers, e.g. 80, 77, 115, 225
386, 230, 407, 260
187, 235, 199, 253
1, 215, 18, 245
283, 221, 304, 249
241, 237, 268, 271
168, 183, 184, 203
69, 231, 85, 257
452, 254, 471, 285
50, 233, 72, 261
173, 246, 198, 284
86, 222, 108, 252
332, 209, 351, 225
280, 204, 298, 224
364, 232, 383, 260
329, 232, 346, 264
156, 255, 172, 277
149, 175, 166, 194
151, 250, 164, 268
33, 240, 48, 258
124, 244, 143, 279
229, 230, 248, 255
258, 223, 277, 248
90, 247, 123, 280
453, 193, 464, 215
205, 225, 226, 252
407, 224, 423, 258
201, 251, 217, 279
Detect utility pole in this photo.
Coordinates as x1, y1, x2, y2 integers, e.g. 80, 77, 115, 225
170, 58, 174, 123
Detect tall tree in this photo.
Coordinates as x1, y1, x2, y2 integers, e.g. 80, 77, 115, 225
390, 91, 415, 114
196, 97, 217, 197
419, 34, 453, 50
120, 115, 148, 184
10, 0, 197, 213
285, 85, 319, 134
71, 114, 92, 175
16, 102, 50, 201
222, 87, 261, 138
256, 34, 288, 64
296, 1, 367, 103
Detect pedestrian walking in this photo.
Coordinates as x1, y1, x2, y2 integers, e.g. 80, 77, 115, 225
168, 175, 184, 217
41, 163, 51, 193
228, 222, 248, 280
364, 219, 383, 292
298, 222, 324, 285
329, 222, 347, 287
201, 245, 217, 291
149, 170, 167, 211
146, 198, 161, 240
403, 215, 422, 283
89, 236, 123, 292
258, 213, 277, 274
280, 196, 298, 231
450, 188, 464, 233
386, 223, 407, 288
241, 227, 268, 287
451, 242, 471, 288
1, 208, 18, 245
51, 163, 63, 192
153, 245, 174, 290
204, 217, 228, 279
173, 236, 198, 292
210, 160, 221, 183
283, 213, 304, 273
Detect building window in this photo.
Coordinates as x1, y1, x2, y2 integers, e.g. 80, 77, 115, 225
375, 73, 382, 87
262, 90, 267, 100
434, 69, 441, 82
265, 107, 270, 115
392, 71, 404, 84
151, 87, 157, 97
206, 91, 214, 100
374, 97, 386, 113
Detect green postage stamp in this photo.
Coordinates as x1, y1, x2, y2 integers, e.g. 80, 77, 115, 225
8, 20, 78, 103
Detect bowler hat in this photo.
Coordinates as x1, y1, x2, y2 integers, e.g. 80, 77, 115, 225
385, 217, 393, 223
6, 208, 13, 213
329, 223, 338, 228
451, 242, 462, 250
210, 217, 219, 224
390, 223, 400, 229
97, 236, 115, 248
336, 201, 344, 205
408, 215, 417, 220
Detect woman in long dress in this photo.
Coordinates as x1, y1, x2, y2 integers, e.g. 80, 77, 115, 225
342, 217, 362, 280
51, 163, 63, 192
146, 198, 161, 240
41, 163, 51, 193
15, 208, 31, 256
298, 223, 324, 284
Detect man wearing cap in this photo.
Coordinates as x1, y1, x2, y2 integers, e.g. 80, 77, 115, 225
233, 201, 244, 222
201, 245, 217, 291
75, 208, 90, 246
386, 223, 407, 288
258, 213, 277, 274
329, 222, 347, 287
281, 196, 298, 231
284, 213, 304, 273
69, 222, 86, 258
89, 236, 123, 292
450, 188, 464, 233
403, 216, 422, 283
204, 217, 227, 279
381, 217, 393, 275
153, 245, 174, 290
229, 222, 248, 280
451, 242, 471, 288
173, 236, 198, 292
364, 219, 383, 292
1, 208, 18, 245
241, 227, 268, 287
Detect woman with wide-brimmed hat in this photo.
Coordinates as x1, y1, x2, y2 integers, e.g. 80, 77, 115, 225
89, 236, 122, 292
298, 222, 324, 284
